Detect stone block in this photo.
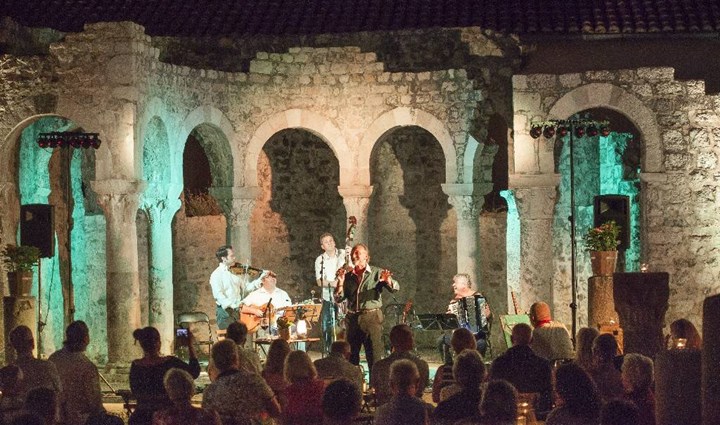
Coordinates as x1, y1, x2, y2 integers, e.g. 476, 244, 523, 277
690, 110, 720, 127
559, 73, 582, 88
526, 74, 557, 89
637, 67, 675, 82
584, 70, 613, 81
697, 152, 718, 170
656, 82, 686, 97
663, 129, 686, 151
249, 60, 273, 75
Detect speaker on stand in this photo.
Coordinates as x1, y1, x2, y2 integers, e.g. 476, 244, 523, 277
19, 203, 55, 356
593, 195, 630, 271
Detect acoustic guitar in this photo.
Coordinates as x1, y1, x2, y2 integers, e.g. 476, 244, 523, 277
239, 300, 274, 334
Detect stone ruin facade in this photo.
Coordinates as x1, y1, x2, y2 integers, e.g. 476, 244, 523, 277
0, 18, 719, 363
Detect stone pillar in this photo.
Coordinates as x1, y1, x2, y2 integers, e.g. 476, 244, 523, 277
3, 297, 36, 363
442, 184, 481, 286
143, 197, 182, 354
92, 179, 145, 364
338, 185, 373, 245
703, 294, 720, 425
587, 276, 618, 328
612, 272, 669, 358
510, 174, 560, 313
212, 186, 260, 261
656, 349, 701, 425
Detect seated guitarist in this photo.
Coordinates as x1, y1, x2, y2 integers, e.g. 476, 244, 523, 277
240, 271, 292, 334
210, 245, 265, 330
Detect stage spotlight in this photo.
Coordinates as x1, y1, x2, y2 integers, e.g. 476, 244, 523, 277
530, 126, 543, 139
90, 134, 101, 149
543, 126, 556, 139
600, 126, 611, 137
557, 126, 569, 137
587, 125, 599, 137
574, 126, 585, 138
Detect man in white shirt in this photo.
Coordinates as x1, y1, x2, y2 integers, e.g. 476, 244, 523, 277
241, 271, 292, 333
210, 245, 264, 330
314, 233, 346, 354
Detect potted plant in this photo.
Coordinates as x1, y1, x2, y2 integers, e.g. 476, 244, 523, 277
584, 221, 621, 276
2, 244, 41, 296
276, 316, 293, 341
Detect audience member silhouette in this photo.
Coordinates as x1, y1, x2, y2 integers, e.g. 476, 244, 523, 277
282, 350, 326, 425
575, 327, 600, 371
48, 321, 105, 425
668, 318, 702, 350
622, 353, 656, 425
546, 363, 601, 425
589, 334, 624, 402
202, 340, 280, 424
313, 340, 364, 389
322, 378, 362, 425
129, 326, 201, 425
9, 326, 61, 397
225, 322, 262, 374
261, 339, 291, 408
23, 387, 57, 425
528, 302, 574, 362
0, 365, 25, 423
151, 368, 220, 425
600, 399, 640, 425
371, 324, 429, 405
432, 349, 486, 424
374, 359, 431, 425
431, 328, 476, 403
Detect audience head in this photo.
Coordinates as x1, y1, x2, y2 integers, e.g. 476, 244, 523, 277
592, 333, 619, 365
226, 322, 249, 345
451, 328, 477, 355
511, 323, 533, 347
163, 368, 196, 405
480, 380, 518, 424
554, 363, 601, 420
453, 349, 487, 390
24, 387, 57, 425
264, 339, 291, 374
133, 326, 161, 354
64, 320, 90, 352
621, 353, 654, 393
9, 325, 34, 354
284, 350, 318, 384
389, 324, 414, 352
330, 340, 351, 359
211, 340, 239, 372
600, 399, 640, 425
575, 327, 600, 370
529, 302, 552, 327
389, 359, 420, 396
669, 318, 702, 349
322, 378, 362, 422
0, 365, 23, 396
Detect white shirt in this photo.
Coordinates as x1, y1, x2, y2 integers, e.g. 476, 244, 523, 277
242, 286, 292, 310
314, 249, 346, 301
209, 263, 262, 310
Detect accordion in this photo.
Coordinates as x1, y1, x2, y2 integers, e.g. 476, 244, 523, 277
449, 295, 489, 333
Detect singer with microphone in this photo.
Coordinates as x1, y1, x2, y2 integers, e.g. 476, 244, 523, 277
315, 233, 346, 354
335, 243, 399, 371
210, 245, 266, 330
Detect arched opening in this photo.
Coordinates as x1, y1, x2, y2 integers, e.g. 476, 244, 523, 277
552, 108, 642, 326
252, 128, 345, 298
368, 126, 453, 316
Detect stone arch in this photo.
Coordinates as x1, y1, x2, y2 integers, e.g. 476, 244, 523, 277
359, 107, 458, 186
181, 106, 237, 188
547, 83, 662, 173
245, 109, 353, 188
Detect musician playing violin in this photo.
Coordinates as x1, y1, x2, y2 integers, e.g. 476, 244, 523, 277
335, 243, 399, 371
438, 273, 492, 363
210, 245, 266, 330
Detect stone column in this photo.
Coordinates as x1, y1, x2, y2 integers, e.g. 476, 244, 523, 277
338, 185, 373, 245
703, 294, 720, 425
587, 276, 618, 328
510, 174, 560, 313
92, 179, 145, 364
143, 197, 182, 353
212, 186, 259, 261
442, 184, 481, 286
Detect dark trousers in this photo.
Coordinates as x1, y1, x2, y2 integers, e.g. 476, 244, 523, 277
216, 305, 238, 330
320, 300, 337, 354
347, 309, 384, 371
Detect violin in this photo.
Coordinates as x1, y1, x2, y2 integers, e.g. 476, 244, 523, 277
229, 262, 263, 278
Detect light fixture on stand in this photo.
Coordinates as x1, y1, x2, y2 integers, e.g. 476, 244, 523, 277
35, 131, 102, 354
529, 119, 610, 343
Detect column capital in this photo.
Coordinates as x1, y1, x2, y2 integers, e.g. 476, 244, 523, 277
142, 197, 182, 225
513, 185, 558, 221
440, 183, 473, 197
91, 179, 147, 197
447, 194, 482, 220
338, 185, 374, 199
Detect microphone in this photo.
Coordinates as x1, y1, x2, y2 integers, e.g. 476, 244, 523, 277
263, 298, 273, 317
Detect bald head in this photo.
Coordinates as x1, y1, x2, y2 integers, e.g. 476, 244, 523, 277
511, 323, 532, 346
529, 302, 552, 327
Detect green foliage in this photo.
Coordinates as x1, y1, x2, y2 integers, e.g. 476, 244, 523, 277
2, 244, 41, 272
276, 316, 293, 329
584, 221, 621, 251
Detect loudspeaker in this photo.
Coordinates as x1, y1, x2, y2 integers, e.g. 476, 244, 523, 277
20, 204, 54, 258
593, 195, 630, 251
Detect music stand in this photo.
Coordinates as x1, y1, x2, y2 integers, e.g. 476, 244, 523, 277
281, 303, 323, 324
417, 313, 459, 331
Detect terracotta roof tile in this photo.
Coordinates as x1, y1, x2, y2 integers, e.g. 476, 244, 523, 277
3, 0, 719, 37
